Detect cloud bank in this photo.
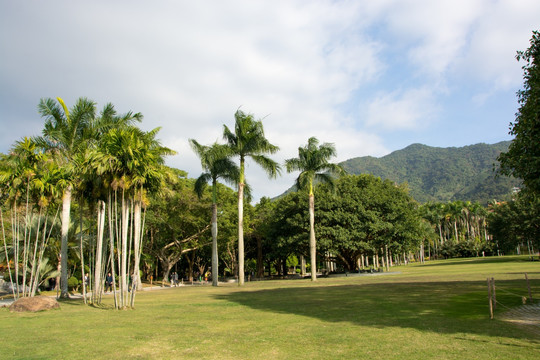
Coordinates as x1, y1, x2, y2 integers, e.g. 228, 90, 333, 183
1, 0, 538, 201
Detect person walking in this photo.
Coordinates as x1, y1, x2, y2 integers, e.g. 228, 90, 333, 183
105, 272, 113, 293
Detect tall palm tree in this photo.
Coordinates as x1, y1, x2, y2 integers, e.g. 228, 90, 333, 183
189, 140, 240, 286
223, 109, 280, 285
285, 137, 343, 281
34, 97, 96, 298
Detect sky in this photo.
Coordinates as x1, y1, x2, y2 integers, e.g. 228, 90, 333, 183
1, 0, 539, 202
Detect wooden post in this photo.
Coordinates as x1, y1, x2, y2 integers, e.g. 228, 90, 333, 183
525, 273, 533, 302
487, 278, 493, 319
491, 277, 496, 310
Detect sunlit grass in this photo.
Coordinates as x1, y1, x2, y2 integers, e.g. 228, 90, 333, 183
1, 256, 539, 359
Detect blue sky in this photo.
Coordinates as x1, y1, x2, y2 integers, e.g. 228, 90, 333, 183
0, 0, 539, 201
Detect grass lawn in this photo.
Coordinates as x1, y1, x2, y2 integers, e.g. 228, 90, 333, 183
1, 256, 539, 359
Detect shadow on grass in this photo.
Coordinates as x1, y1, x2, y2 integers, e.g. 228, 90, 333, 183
215, 278, 540, 341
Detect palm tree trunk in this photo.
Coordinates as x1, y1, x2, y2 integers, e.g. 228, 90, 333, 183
1, 208, 16, 298
238, 182, 245, 285
309, 194, 317, 281
29, 207, 42, 297
130, 198, 142, 306
94, 200, 106, 304
120, 192, 129, 308
60, 184, 72, 298
12, 204, 19, 298
256, 236, 263, 279
79, 204, 86, 304
211, 203, 219, 287
108, 193, 118, 309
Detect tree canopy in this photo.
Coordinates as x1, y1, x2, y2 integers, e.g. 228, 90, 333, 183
498, 30, 540, 196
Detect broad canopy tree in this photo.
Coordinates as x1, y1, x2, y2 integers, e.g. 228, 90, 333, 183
316, 175, 424, 271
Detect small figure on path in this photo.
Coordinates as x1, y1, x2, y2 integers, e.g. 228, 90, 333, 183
105, 272, 113, 292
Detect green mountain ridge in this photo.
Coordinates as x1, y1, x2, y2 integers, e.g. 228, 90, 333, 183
339, 141, 520, 204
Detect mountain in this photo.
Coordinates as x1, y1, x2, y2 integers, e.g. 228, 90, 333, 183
339, 141, 520, 204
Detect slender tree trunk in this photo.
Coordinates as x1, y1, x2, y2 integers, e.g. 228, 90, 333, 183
385, 245, 390, 271
120, 192, 129, 308
22, 181, 31, 297
29, 207, 42, 297
94, 200, 106, 304
132, 198, 143, 297
300, 255, 306, 277
188, 250, 196, 283
211, 202, 219, 286
108, 193, 119, 309
256, 236, 263, 279
1, 208, 16, 298
309, 194, 317, 281
79, 204, 86, 304
60, 184, 72, 298
12, 204, 20, 298
238, 182, 245, 285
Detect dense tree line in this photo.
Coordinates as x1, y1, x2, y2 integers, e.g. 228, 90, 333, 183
0, 106, 534, 303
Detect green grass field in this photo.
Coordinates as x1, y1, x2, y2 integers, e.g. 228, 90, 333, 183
1, 256, 539, 359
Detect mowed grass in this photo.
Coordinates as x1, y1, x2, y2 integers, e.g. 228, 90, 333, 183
1, 256, 539, 359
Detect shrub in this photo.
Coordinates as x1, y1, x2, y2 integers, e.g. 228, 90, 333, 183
68, 276, 80, 290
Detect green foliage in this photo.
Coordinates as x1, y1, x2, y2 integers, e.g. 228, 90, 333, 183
223, 109, 281, 182
498, 30, 540, 196
488, 193, 540, 254
285, 136, 343, 194
262, 174, 425, 271
341, 142, 520, 204
67, 276, 79, 289
420, 200, 491, 259
316, 175, 423, 270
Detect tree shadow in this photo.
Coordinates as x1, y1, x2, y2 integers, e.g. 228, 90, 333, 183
419, 256, 535, 267
215, 278, 540, 341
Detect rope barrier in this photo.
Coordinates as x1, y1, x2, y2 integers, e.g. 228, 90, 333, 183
486, 273, 537, 320
496, 288, 528, 298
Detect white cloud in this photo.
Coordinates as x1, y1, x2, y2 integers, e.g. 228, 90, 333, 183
1, 0, 539, 201
364, 88, 438, 130
457, 0, 540, 91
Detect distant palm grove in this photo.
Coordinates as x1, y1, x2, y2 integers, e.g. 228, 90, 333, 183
0, 90, 538, 307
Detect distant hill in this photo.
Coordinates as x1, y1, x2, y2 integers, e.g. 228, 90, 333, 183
339, 141, 520, 204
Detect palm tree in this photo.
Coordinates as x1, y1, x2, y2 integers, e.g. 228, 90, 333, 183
189, 140, 240, 286
98, 126, 175, 308
223, 109, 280, 285
34, 97, 96, 298
285, 137, 343, 281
